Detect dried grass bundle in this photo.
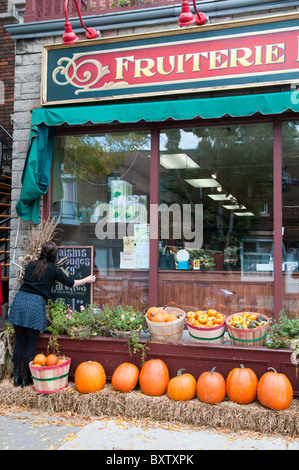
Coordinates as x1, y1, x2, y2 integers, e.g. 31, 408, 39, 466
16, 216, 61, 283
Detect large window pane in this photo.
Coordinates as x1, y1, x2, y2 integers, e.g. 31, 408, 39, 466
51, 131, 151, 310
158, 124, 274, 317
282, 122, 299, 316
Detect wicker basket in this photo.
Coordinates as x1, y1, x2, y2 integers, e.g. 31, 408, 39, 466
29, 356, 71, 394
226, 312, 270, 347
186, 314, 226, 344
146, 307, 186, 342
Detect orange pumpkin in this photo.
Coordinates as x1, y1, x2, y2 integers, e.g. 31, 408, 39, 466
165, 313, 178, 322
167, 368, 196, 401
151, 312, 166, 323
75, 360, 106, 394
197, 367, 226, 404
33, 353, 47, 366
46, 354, 58, 367
226, 364, 258, 404
257, 367, 293, 411
139, 359, 169, 396
111, 362, 139, 393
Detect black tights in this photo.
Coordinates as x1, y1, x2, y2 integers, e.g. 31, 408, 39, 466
13, 325, 40, 372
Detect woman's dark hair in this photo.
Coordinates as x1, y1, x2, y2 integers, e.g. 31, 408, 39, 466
31, 241, 58, 280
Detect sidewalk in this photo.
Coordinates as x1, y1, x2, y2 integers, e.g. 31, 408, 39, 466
0, 408, 298, 451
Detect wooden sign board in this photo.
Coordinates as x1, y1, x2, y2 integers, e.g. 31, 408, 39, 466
50, 246, 94, 312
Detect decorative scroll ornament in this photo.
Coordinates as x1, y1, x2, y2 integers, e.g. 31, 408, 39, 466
52, 54, 128, 95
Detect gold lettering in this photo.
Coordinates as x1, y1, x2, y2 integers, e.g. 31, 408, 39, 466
115, 56, 134, 80
185, 52, 208, 72
265, 43, 285, 64
176, 54, 185, 73
254, 45, 263, 65
209, 50, 229, 70
230, 47, 254, 68
134, 58, 156, 78
156, 56, 175, 75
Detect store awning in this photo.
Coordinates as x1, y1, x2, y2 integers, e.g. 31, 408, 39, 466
16, 91, 299, 224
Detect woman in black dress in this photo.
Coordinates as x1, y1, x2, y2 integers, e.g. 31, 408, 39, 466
8, 241, 96, 387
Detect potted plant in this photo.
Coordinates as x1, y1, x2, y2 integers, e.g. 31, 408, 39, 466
266, 310, 299, 349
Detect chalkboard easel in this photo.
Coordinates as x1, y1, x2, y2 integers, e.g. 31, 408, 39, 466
51, 246, 94, 312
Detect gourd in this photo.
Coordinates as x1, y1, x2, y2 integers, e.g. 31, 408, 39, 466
45, 354, 58, 366
75, 361, 106, 394
226, 364, 258, 404
257, 367, 293, 410
139, 359, 169, 396
33, 354, 47, 366
167, 368, 196, 401
111, 362, 139, 393
197, 367, 226, 404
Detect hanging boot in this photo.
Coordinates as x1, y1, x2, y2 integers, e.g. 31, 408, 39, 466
13, 368, 22, 387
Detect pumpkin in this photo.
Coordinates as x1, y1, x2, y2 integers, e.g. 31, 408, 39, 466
139, 359, 169, 396
197, 367, 226, 404
46, 354, 58, 367
166, 313, 178, 322
257, 367, 293, 411
226, 364, 258, 404
33, 353, 47, 366
75, 361, 106, 394
167, 368, 196, 401
151, 312, 166, 323
111, 362, 139, 393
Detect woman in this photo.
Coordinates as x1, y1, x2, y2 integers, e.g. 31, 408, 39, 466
8, 241, 96, 387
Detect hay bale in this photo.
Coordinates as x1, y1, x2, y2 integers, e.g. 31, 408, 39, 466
0, 379, 298, 437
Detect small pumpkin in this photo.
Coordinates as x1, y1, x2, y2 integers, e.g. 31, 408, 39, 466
139, 359, 169, 396
46, 354, 58, 367
257, 367, 293, 411
75, 361, 106, 394
197, 367, 226, 404
33, 353, 47, 366
226, 364, 258, 404
167, 368, 196, 401
111, 362, 139, 393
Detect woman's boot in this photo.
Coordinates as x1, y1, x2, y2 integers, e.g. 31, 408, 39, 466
13, 368, 22, 387
21, 366, 32, 387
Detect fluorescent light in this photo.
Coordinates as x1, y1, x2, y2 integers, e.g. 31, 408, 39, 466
185, 178, 219, 188
223, 205, 247, 210
160, 154, 200, 169
208, 194, 233, 201
234, 212, 254, 216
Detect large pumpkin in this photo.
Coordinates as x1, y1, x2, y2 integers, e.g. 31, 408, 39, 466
226, 364, 258, 404
111, 362, 139, 393
75, 361, 106, 394
257, 367, 293, 411
197, 367, 226, 404
139, 359, 169, 396
167, 368, 196, 401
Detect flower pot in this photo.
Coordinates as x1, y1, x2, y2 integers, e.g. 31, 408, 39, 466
113, 329, 141, 339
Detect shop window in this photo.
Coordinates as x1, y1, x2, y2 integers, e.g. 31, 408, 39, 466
51, 131, 151, 310
282, 122, 299, 316
158, 124, 274, 316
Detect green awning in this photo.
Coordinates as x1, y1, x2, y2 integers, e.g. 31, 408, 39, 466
16, 91, 299, 224
31, 91, 299, 126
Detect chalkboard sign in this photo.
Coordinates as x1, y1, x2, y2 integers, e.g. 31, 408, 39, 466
50, 246, 94, 312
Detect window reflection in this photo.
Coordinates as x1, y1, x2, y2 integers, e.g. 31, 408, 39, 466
282, 122, 299, 315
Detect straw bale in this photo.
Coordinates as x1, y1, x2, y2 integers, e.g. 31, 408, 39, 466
0, 379, 298, 437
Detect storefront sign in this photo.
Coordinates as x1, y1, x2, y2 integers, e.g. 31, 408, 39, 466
51, 246, 94, 310
41, 13, 299, 105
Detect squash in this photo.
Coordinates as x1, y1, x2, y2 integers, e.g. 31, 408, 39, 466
167, 368, 196, 401
226, 364, 258, 404
257, 367, 293, 411
75, 360, 106, 394
197, 366, 226, 404
111, 362, 139, 393
33, 353, 47, 366
139, 359, 169, 396
45, 354, 59, 367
